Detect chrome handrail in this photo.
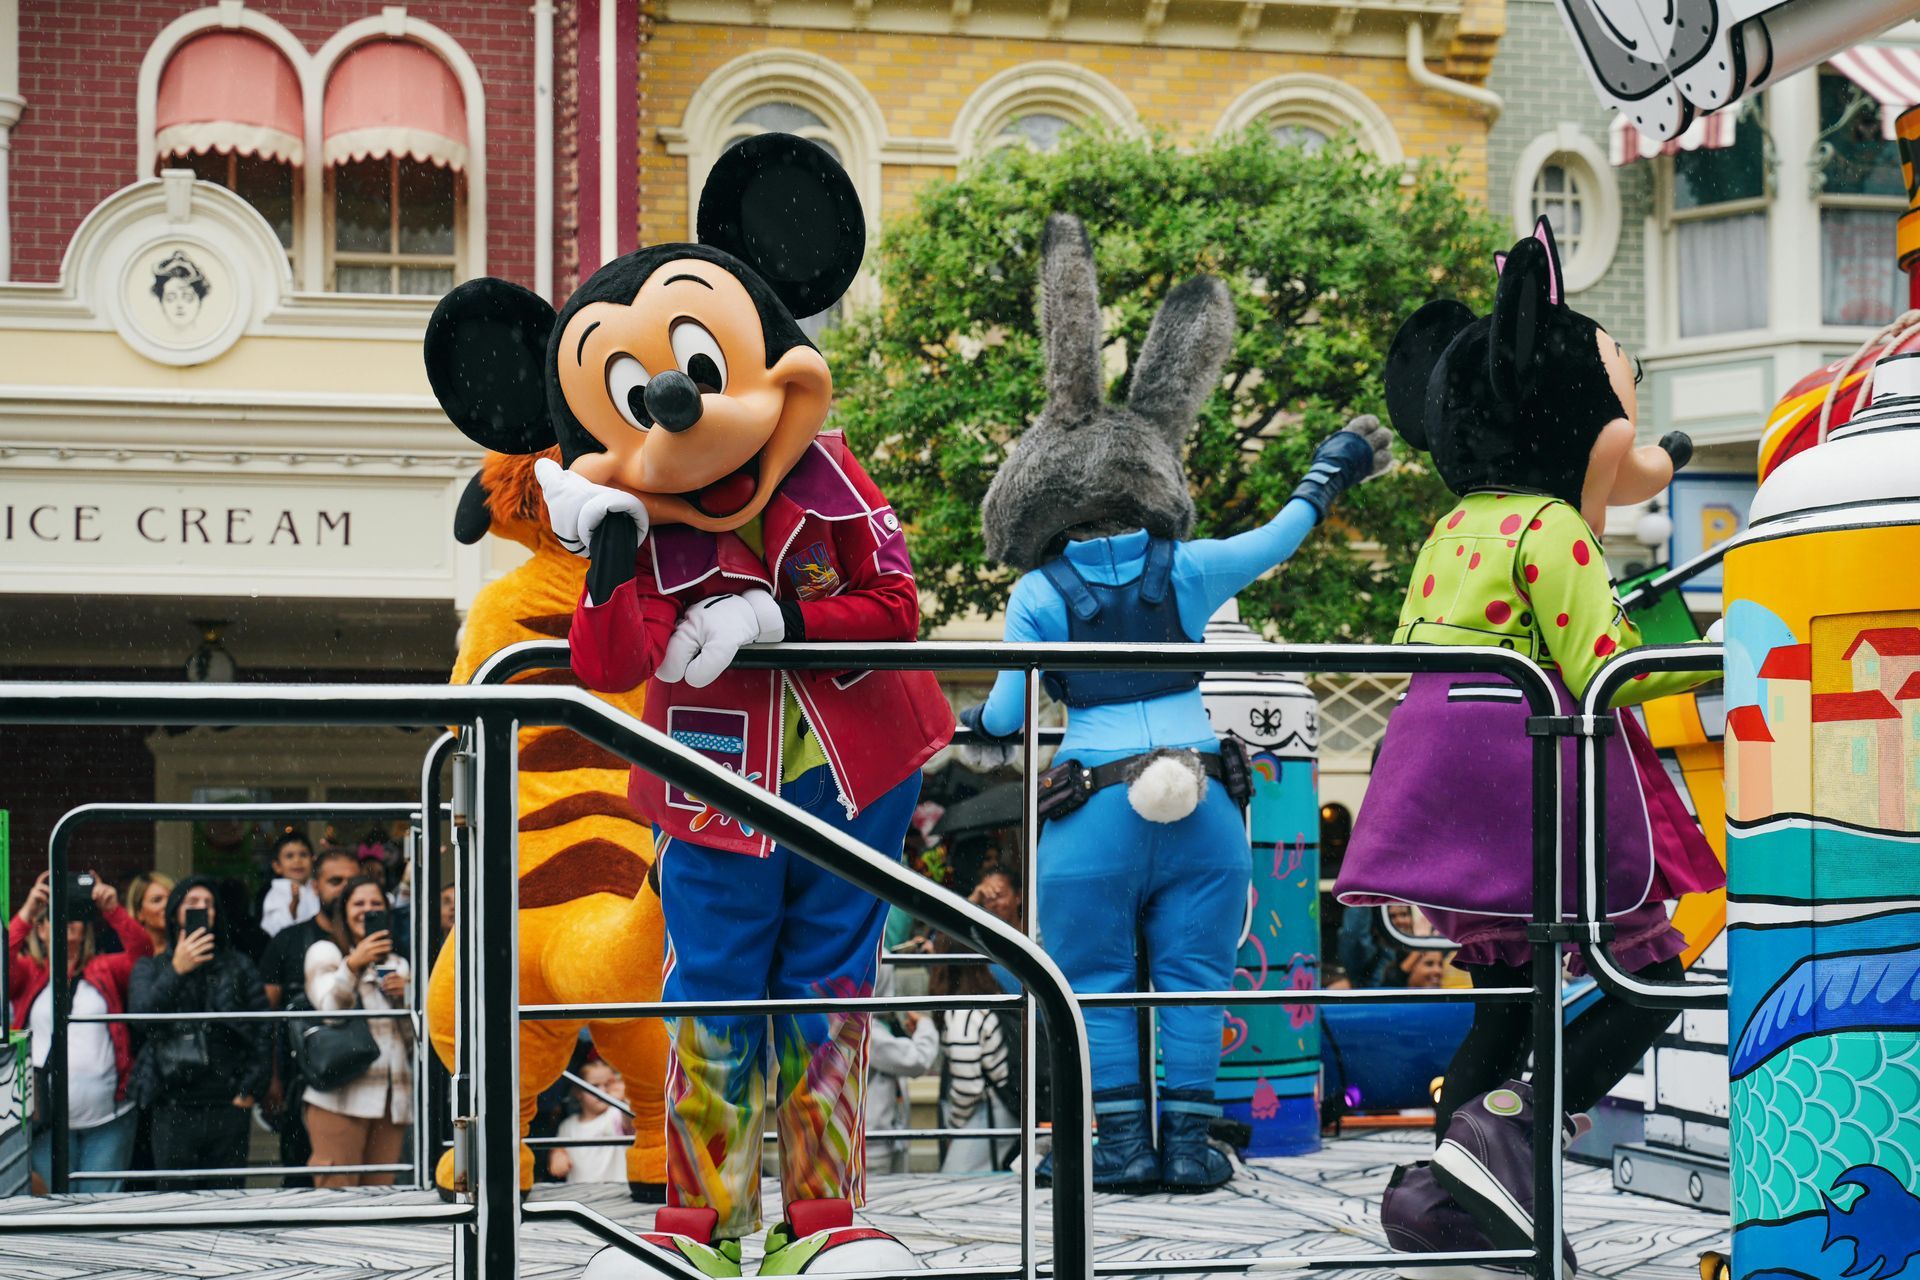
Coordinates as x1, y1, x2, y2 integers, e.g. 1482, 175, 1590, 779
1574, 643, 1730, 1009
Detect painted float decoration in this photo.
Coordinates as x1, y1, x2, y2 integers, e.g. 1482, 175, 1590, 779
1607, 574, 1735, 1210
1552, 0, 1919, 143
1721, 339, 1920, 1279
1198, 601, 1322, 1157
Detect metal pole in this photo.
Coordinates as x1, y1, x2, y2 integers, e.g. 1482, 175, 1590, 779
1020, 667, 1041, 1280
48, 821, 71, 1194
1529, 692, 1566, 1280
471, 713, 522, 1277
417, 730, 457, 1190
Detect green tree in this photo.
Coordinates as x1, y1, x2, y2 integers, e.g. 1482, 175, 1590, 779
823, 127, 1506, 642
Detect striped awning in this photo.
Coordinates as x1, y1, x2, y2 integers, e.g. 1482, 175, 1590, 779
1609, 110, 1735, 167
1828, 47, 1920, 139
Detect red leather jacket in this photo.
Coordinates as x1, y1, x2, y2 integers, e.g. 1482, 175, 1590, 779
8, 905, 152, 1104
570, 433, 955, 856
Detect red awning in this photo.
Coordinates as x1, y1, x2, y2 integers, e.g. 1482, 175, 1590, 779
323, 40, 468, 172
155, 31, 303, 167
1609, 110, 1735, 167
1828, 47, 1920, 140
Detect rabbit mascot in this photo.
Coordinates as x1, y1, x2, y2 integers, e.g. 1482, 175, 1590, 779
961, 214, 1392, 1193
427, 135, 952, 1277
1335, 219, 1724, 1270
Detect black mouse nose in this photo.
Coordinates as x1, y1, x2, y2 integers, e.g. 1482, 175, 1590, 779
646, 370, 703, 433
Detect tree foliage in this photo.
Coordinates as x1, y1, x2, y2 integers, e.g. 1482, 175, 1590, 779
823, 128, 1505, 641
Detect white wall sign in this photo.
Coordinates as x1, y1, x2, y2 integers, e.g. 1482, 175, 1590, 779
0, 469, 457, 599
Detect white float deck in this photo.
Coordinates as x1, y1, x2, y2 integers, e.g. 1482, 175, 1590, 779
0, 1132, 1729, 1278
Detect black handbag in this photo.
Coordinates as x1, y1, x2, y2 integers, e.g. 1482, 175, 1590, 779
288, 994, 380, 1091
150, 1021, 212, 1089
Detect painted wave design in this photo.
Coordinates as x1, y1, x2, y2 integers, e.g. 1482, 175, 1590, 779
1732, 950, 1920, 1079
1727, 819, 1920, 905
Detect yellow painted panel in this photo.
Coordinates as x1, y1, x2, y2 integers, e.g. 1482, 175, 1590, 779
0, 329, 432, 397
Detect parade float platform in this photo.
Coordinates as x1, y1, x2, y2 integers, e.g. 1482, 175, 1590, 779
0, 1132, 1730, 1278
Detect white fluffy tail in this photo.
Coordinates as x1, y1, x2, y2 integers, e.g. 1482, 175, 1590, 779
1127, 752, 1205, 824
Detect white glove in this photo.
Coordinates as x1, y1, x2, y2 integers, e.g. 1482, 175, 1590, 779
656, 590, 785, 688
534, 457, 648, 559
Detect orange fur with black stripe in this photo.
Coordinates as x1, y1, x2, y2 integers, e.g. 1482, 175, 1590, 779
427, 450, 668, 1194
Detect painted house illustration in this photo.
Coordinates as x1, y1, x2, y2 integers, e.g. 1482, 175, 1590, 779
1756, 643, 1812, 816
1812, 690, 1905, 830
1845, 628, 1920, 703
1725, 705, 1773, 823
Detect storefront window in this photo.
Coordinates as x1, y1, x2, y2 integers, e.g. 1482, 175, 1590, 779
332, 156, 458, 296
171, 151, 295, 251
1818, 70, 1905, 327
1671, 108, 1768, 337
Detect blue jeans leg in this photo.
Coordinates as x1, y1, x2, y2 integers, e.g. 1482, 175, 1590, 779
32, 1108, 139, 1193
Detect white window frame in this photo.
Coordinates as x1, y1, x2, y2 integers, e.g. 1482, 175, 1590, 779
1654, 100, 1774, 344
137, 7, 487, 294
1511, 125, 1620, 294
324, 154, 466, 296
1213, 73, 1403, 164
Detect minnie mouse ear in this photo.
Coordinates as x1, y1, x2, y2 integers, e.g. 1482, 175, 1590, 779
1489, 236, 1554, 404
698, 133, 866, 320
1385, 300, 1473, 452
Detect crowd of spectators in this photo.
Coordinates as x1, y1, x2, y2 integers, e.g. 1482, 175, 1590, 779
7, 825, 431, 1193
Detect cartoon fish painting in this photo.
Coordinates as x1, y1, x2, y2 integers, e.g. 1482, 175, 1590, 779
1823, 1165, 1920, 1280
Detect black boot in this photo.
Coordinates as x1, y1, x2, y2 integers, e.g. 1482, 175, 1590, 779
1037, 1085, 1162, 1192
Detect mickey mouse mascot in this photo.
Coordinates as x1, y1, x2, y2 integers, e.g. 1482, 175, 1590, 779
425, 135, 952, 1277
1335, 219, 1724, 1272
962, 214, 1391, 1194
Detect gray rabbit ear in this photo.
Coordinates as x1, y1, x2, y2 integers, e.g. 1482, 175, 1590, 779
1127, 275, 1235, 442
1040, 213, 1104, 421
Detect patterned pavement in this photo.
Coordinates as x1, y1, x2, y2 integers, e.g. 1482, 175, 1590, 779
0, 1132, 1729, 1278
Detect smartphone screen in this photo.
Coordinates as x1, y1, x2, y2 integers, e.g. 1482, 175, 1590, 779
183, 907, 211, 938
363, 909, 389, 938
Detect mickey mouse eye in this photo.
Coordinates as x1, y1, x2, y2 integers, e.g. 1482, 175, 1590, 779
605, 354, 654, 431
669, 320, 729, 395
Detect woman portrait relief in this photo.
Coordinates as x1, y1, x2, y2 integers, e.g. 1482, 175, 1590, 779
150, 249, 210, 329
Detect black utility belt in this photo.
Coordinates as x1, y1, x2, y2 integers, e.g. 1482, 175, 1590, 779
1036, 739, 1253, 824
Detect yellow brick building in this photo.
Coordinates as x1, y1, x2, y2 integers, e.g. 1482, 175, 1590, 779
637, 0, 1507, 255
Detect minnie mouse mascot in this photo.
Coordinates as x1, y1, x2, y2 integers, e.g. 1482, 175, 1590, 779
426, 134, 951, 1277
1335, 218, 1724, 1272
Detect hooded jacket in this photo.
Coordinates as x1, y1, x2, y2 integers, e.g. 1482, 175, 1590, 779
8, 903, 151, 1106
128, 876, 272, 1106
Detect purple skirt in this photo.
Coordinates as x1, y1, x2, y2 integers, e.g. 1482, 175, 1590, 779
1334, 671, 1717, 971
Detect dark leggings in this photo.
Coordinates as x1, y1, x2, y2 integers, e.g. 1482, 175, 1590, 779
1435, 954, 1684, 1136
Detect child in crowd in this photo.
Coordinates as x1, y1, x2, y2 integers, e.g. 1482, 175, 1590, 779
550, 1058, 633, 1185
260, 831, 320, 939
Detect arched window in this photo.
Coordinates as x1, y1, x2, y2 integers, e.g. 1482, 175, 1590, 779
952, 62, 1138, 160
153, 32, 302, 252
1269, 122, 1331, 154
723, 102, 841, 162
322, 40, 468, 295
1511, 127, 1620, 295
1214, 74, 1402, 164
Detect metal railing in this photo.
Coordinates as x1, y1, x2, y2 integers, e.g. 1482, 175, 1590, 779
3, 630, 1731, 1279
1575, 644, 1731, 1010
41, 801, 443, 1191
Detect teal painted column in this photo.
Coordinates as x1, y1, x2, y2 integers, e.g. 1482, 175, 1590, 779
1199, 604, 1321, 1156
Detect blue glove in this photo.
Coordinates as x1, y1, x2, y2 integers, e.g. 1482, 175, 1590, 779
1290, 415, 1393, 521
959, 703, 1019, 747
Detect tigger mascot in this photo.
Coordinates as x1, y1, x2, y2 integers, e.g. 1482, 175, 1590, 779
429, 447, 669, 1199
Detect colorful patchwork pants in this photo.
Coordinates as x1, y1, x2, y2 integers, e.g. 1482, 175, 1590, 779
657, 765, 920, 1239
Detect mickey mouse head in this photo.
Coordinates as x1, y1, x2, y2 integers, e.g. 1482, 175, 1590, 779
1383, 217, 1690, 536
425, 134, 865, 534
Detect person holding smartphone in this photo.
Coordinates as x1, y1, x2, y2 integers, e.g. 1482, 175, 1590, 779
128, 877, 272, 1189
8, 869, 152, 1193
300, 876, 413, 1187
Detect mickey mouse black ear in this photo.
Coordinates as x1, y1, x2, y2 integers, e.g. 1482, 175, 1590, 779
697, 133, 866, 320
425, 278, 560, 454
1385, 300, 1473, 452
